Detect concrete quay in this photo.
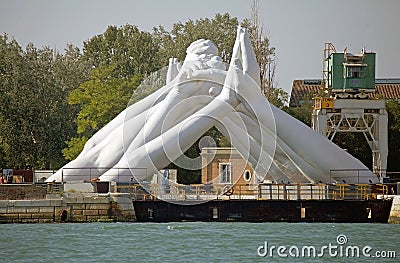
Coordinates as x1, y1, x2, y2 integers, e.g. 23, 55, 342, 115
0, 192, 136, 223
388, 195, 400, 224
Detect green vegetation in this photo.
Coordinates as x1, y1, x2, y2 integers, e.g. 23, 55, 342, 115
0, 36, 88, 169
386, 99, 400, 171
62, 65, 142, 160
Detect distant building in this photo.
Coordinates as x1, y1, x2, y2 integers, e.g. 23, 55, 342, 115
200, 147, 254, 186
289, 79, 400, 107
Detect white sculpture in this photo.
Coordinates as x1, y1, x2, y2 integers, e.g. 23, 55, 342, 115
47, 27, 378, 184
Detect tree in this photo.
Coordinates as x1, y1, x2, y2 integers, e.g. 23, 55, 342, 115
386, 99, 400, 171
0, 34, 25, 167
153, 13, 239, 64
285, 93, 314, 126
0, 35, 87, 169
242, 0, 288, 108
63, 65, 142, 160
333, 133, 373, 170
64, 25, 160, 160
83, 25, 161, 78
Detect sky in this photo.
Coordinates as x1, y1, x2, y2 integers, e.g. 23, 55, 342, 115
1, 0, 400, 95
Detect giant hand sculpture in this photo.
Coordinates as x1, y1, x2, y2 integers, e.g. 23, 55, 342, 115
47, 27, 378, 184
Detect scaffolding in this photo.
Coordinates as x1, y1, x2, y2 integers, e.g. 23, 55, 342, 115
312, 99, 388, 180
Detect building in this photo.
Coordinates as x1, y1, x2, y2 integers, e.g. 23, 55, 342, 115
289, 79, 400, 108
200, 147, 254, 186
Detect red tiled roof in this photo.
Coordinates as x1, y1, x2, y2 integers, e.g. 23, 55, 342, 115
375, 84, 400, 99
289, 80, 320, 107
289, 79, 400, 107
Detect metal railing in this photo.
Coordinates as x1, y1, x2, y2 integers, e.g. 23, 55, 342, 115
119, 183, 249, 201
119, 182, 391, 202
257, 183, 328, 200
60, 167, 147, 183
329, 169, 400, 184
386, 172, 400, 183
35, 182, 64, 194
257, 183, 389, 201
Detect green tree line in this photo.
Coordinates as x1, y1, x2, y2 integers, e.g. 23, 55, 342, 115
0, 36, 88, 169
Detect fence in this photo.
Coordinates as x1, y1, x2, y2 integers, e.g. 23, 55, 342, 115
119, 182, 390, 202
60, 167, 147, 183
329, 169, 400, 183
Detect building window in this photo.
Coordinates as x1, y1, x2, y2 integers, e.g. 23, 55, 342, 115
219, 163, 231, 184
345, 66, 365, 78
244, 170, 252, 182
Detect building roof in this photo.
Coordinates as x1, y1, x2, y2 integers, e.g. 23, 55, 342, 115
289, 79, 400, 107
289, 80, 321, 107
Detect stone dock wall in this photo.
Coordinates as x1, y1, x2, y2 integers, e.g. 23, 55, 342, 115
0, 193, 136, 223
0, 184, 47, 200
388, 195, 400, 224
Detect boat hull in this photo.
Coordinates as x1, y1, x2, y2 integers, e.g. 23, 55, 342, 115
133, 199, 392, 223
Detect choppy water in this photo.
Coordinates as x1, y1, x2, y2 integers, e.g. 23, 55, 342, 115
0, 222, 398, 262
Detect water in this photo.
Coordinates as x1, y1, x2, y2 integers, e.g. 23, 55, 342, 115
0, 222, 398, 262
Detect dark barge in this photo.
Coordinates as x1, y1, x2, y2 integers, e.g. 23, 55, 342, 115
132, 199, 392, 223
126, 183, 395, 223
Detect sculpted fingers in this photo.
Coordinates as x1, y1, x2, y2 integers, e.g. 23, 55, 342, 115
191, 68, 227, 84
167, 58, 181, 84
238, 27, 260, 85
